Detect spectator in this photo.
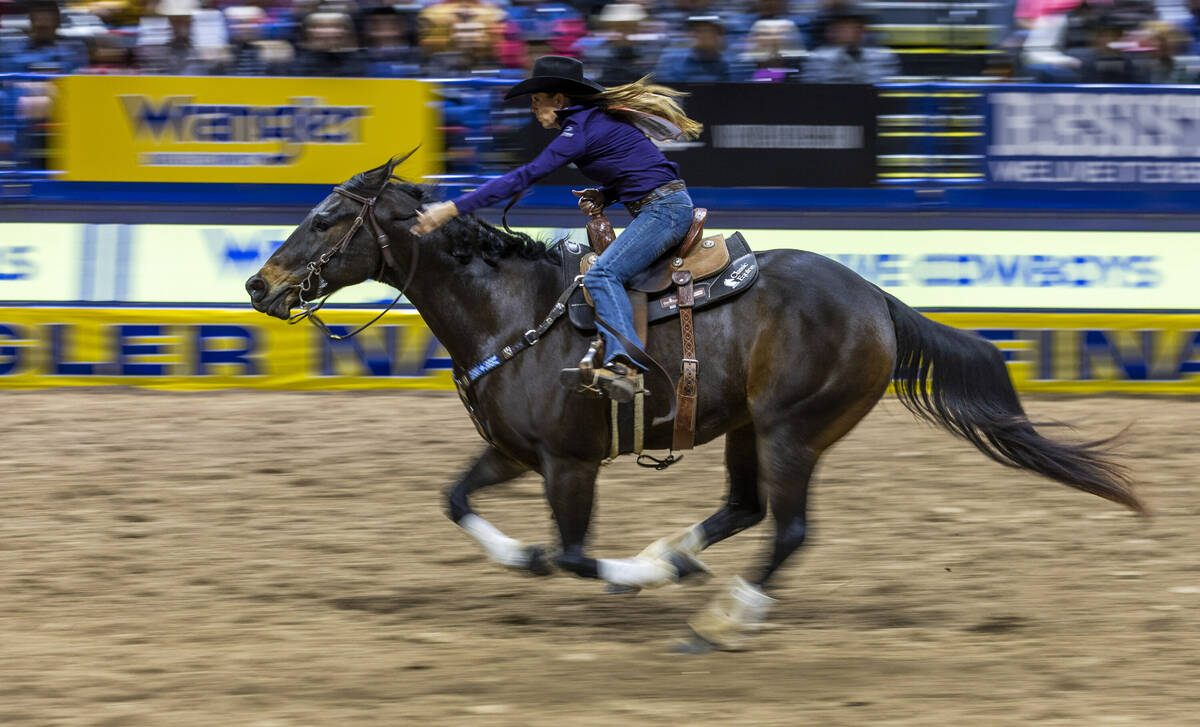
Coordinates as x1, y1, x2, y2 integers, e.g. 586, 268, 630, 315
738, 0, 805, 43
806, 0, 855, 49
81, 31, 136, 73
138, 0, 209, 74
494, 19, 529, 69
1141, 20, 1199, 82
290, 10, 365, 76
739, 17, 805, 81
1018, 0, 1131, 82
424, 19, 511, 76
2, 0, 86, 168
88, 0, 139, 32
362, 5, 420, 77
1071, 13, 1138, 81
802, 8, 899, 83
654, 14, 739, 82
2, 0, 88, 73
583, 2, 658, 85
135, 0, 228, 64
1178, 0, 1200, 54
546, 14, 587, 57
212, 5, 291, 75
418, 0, 506, 57
506, 0, 581, 44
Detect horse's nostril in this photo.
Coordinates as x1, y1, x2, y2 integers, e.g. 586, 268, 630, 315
246, 275, 267, 300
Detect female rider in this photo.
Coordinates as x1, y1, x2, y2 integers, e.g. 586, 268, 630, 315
411, 55, 702, 402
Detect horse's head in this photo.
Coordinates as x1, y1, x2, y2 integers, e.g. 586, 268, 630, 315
245, 153, 429, 319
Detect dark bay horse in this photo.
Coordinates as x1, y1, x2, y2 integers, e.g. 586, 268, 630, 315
246, 159, 1143, 651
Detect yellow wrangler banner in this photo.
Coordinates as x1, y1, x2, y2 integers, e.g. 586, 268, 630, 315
53, 76, 441, 183
1, 308, 1199, 392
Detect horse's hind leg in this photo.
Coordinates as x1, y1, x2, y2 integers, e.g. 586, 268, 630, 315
445, 445, 551, 575
683, 429, 817, 651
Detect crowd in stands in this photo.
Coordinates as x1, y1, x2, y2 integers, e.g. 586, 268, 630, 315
0, 0, 1195, 85
0, 0, 902, 84
5, 0, 1200, 168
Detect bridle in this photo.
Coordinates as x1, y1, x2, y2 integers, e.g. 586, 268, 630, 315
287, 179, 420, 341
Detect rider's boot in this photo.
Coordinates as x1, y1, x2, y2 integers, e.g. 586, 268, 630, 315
560, 348, 644, 403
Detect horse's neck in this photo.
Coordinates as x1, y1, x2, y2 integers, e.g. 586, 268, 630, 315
385, 242, 556, 370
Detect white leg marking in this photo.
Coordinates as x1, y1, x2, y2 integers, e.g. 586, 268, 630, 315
638, 523, 705, 560
688, 576, 777, 649
725, 576, 775, 627
597, 557, 675, 589
459, 513, 529, 569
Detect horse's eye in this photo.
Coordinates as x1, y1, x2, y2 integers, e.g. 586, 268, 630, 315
311, 215, 332, 232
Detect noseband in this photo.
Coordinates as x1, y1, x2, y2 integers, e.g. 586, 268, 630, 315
287, 181, 419, 341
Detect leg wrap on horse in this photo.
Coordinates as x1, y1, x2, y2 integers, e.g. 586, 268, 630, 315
597, 556, 677, 589
638, 524, 706, 560
459, 513, 535, 570
688, 576, 776, 650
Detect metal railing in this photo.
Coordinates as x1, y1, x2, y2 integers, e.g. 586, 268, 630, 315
875, 81, 992, 185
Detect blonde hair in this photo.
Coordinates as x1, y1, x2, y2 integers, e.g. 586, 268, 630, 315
580, 76, 703, 140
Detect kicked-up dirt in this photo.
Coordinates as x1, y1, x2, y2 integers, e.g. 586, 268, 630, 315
1, 390, 1197, 726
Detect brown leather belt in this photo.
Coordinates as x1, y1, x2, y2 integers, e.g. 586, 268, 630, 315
626, 180, 687, 217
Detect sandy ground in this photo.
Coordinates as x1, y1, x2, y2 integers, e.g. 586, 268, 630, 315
1, 390, 1198, 726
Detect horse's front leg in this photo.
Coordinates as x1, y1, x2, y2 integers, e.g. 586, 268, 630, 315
613, 424, 764, 592
445, 445, 552, 575
543, 454, 707, 589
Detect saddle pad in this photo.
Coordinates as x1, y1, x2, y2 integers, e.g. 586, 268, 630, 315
565, 231, 757, 333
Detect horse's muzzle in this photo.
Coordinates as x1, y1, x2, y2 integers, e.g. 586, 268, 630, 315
246, 274, 268, 305
247, 275, 296, 319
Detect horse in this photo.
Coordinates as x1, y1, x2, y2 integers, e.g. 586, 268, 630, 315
245, 156, 1144, 652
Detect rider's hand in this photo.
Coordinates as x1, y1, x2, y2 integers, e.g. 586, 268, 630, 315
573, 188, 606, 216
412, 201, 458, 236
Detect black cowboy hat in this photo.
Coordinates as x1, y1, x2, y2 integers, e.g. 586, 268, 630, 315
504, 55, 605, 100
829, 7, 873, 25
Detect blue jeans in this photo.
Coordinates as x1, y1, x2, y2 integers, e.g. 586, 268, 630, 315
582, 187, 694, 371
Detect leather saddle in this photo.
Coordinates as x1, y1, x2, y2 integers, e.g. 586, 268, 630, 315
560, 222, 759, 332
558, 206, 759, 453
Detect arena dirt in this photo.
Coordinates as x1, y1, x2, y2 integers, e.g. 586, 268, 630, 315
1, 390, 1197, 726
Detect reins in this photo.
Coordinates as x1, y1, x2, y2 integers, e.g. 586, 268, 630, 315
287, 179, 419, 341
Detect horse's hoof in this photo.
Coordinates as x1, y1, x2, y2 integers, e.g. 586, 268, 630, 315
523, 544, 555, 576
603, 583, 642, 595
670, 630, 717, 655
666, 551, 712, 585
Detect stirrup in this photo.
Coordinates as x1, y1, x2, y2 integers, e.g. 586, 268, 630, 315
559, 362, 645, 403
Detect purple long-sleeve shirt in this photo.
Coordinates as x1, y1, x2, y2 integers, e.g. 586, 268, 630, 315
451, 105, 681, 216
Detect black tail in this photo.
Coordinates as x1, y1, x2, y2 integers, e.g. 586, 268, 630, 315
884, 294, 1144, 514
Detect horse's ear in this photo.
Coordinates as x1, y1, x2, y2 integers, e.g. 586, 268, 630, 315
383, 146, 421, 181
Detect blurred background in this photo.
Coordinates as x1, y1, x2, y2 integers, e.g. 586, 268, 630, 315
2, 3, 1200, 722
0, 0, 1197, 389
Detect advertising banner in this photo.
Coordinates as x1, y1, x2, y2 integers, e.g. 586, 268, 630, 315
2, 223, 1195, 311
2, 307, 1199, 393
53, 76, 442, 184
0, 307, 453, 390
986, 86, 1200, 187
516, 84, 878, 187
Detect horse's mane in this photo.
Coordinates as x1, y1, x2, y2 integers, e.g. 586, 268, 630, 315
444, 216, 558, 267
347, 163, 558, 268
